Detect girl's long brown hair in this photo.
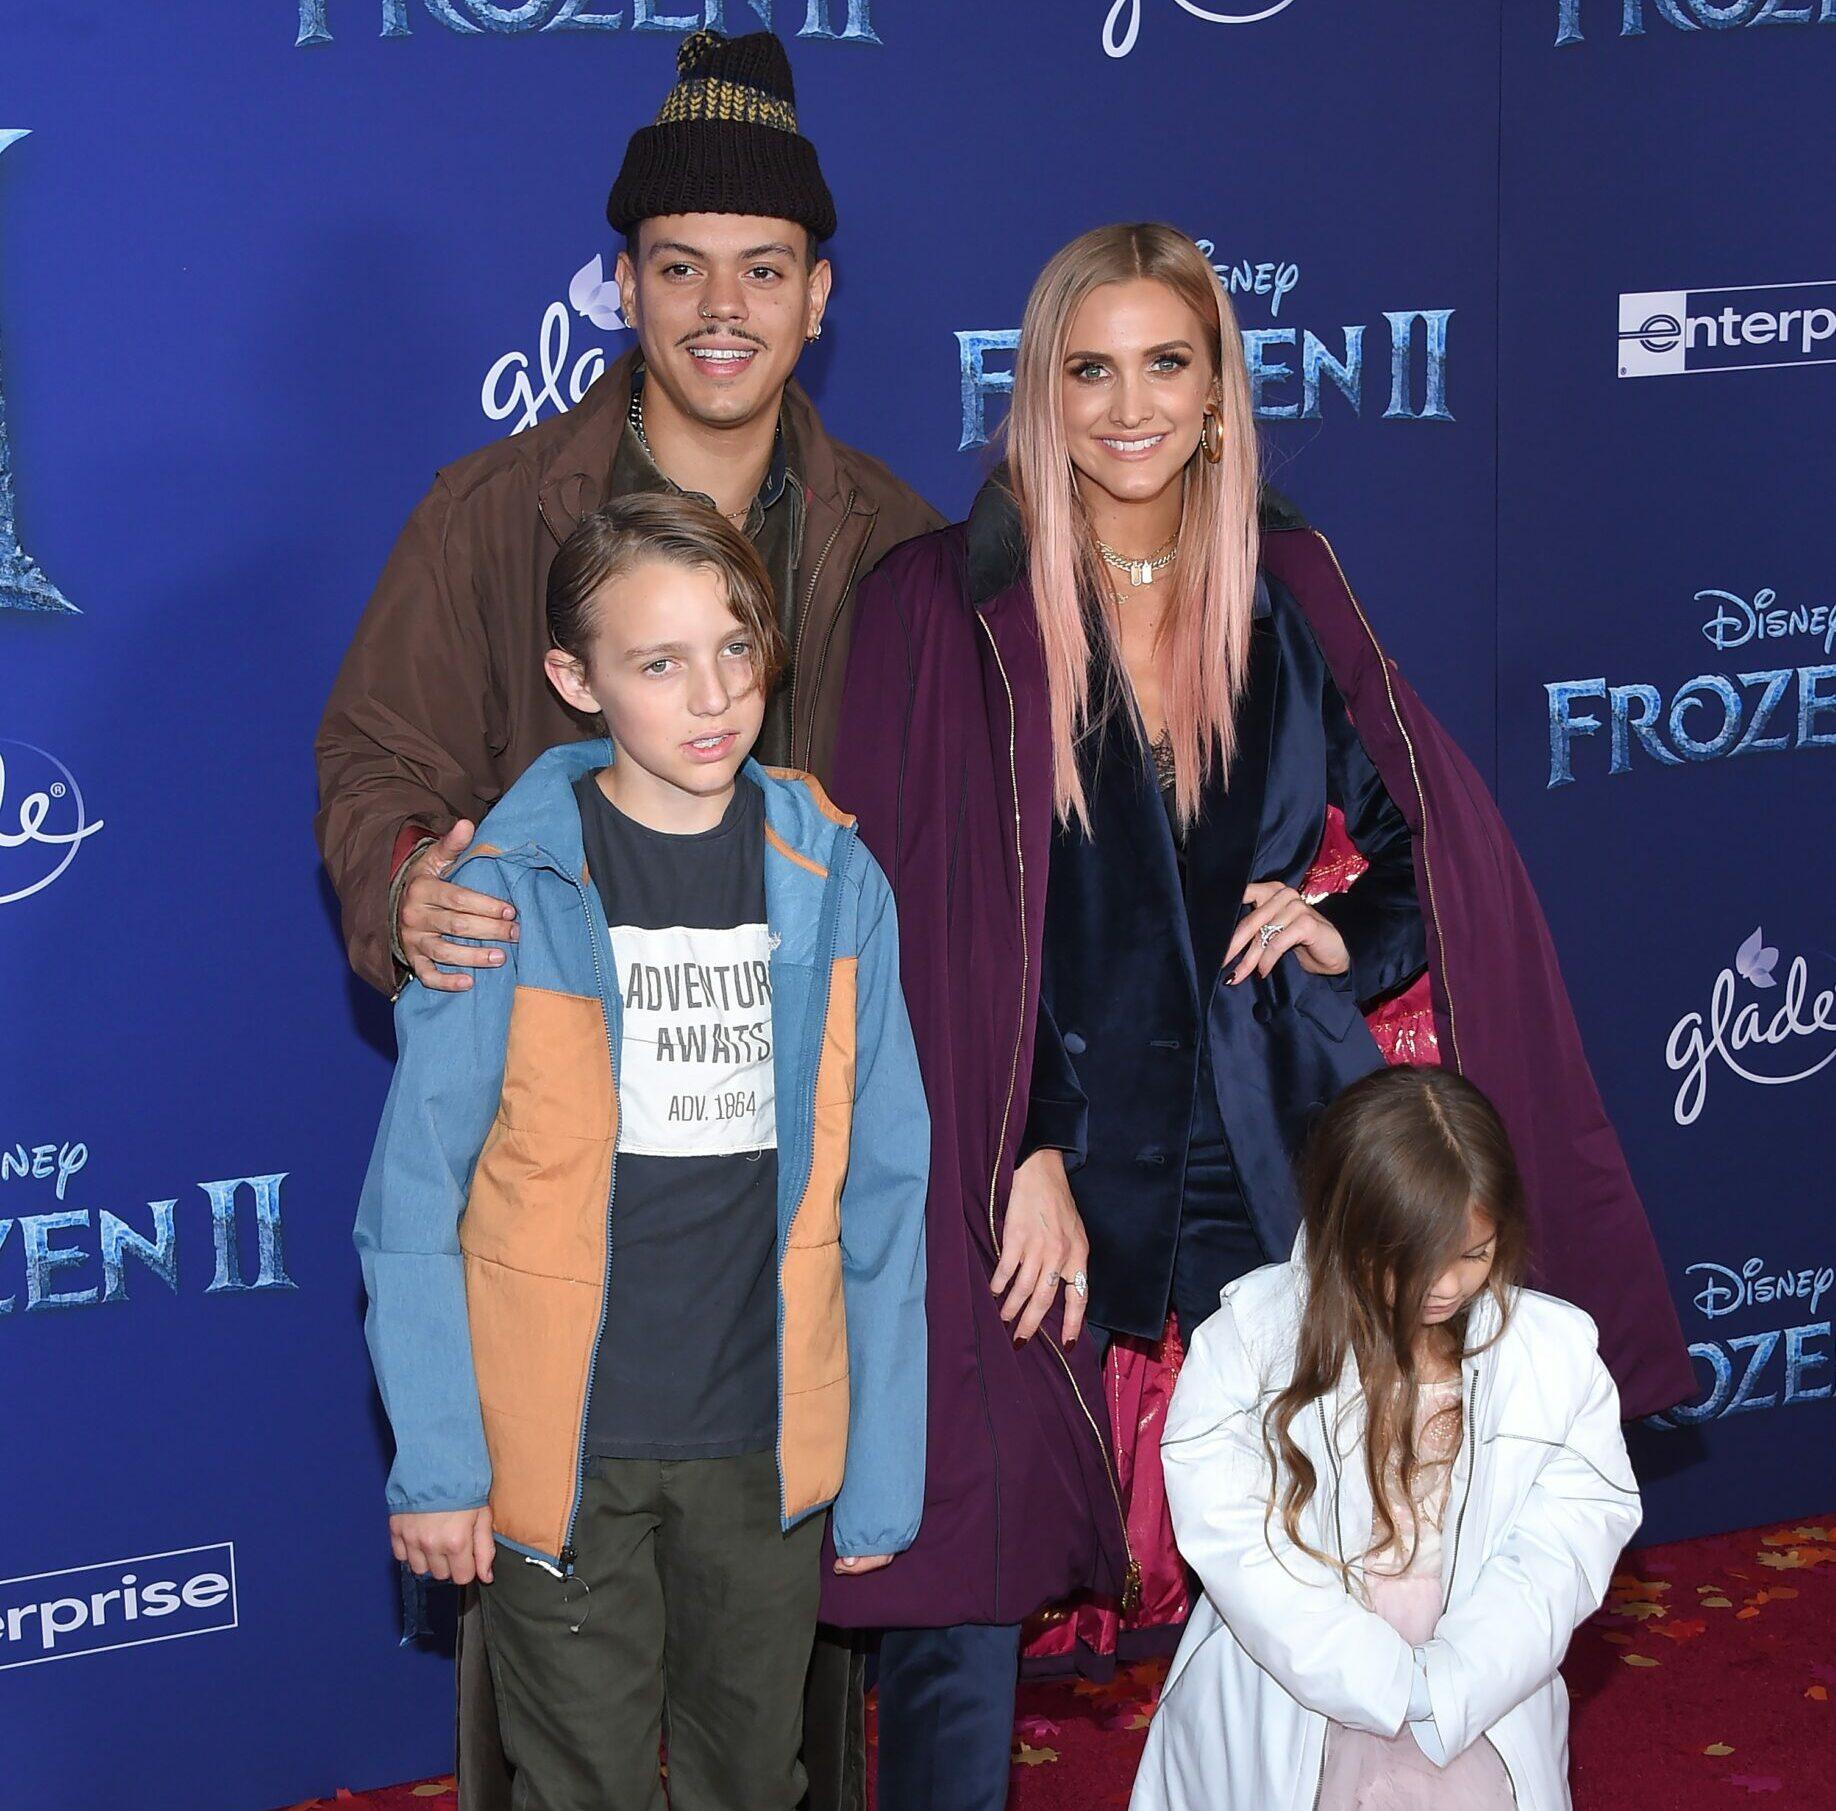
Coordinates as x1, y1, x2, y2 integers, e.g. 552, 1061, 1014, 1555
1263, 1065, 1529, 1577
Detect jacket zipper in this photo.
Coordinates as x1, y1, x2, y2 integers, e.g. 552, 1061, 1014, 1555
788, 489, 859, 766
975, 608, 1141, 1615
1308, 1724, 1329, 1811
1439, 1360, 1477, 1613
773, 824, 858, 1520
558, 869, 621, 1578
1311, 532, 1463, 1072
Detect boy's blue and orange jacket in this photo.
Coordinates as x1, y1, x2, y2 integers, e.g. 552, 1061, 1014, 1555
354, 741, 930, 1571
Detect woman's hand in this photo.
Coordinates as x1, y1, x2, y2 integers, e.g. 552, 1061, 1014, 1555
390, 1506, 495, 1586
1224, 880, 1351, 986
991, 1148, 1091, 1347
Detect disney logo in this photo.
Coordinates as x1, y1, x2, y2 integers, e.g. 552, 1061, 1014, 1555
1103, 0, 1297, 60
1687, 1256, 1834, 1322
482, 255, 627, 436
1666, 926, 1836, 1126
1193, 241, 1301, 318
0, 741, 105, 906
1699, 587, 1836, 657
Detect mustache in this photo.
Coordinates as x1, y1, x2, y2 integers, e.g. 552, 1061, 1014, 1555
675, 327, 769, 349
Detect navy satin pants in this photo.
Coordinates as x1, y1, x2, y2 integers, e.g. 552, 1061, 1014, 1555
874, 1622, 1022, 1811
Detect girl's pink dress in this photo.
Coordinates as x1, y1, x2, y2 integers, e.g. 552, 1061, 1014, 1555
1317, 1377, 1518, 1810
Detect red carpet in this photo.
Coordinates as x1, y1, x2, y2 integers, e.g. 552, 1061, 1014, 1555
284, 1517, 1836, 1811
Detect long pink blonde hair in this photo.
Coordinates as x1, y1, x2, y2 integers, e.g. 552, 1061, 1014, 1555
1005, 224, 1260, 832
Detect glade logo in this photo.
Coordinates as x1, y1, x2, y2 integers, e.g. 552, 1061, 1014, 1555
956, 247, 1453, 449
1102, 0, 1296, 59
0, 129, 76, 616
297, 0, 880, 47
1544, 588, 1836, 787
0, 742, 104, 906
1558, 0, 1836, 45
0, 1546, 237, 1668
1665, 927, 1836, 1126
483, 255, 629, 434
1618, 283, 1836, 378
1649, 1255, 1833, 1430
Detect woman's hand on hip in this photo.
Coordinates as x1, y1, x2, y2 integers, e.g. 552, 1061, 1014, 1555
1224, 879, 1351, 986
992, 1147, 1091, 1347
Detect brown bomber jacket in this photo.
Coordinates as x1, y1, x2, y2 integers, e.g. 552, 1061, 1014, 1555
314, 344, 943, 994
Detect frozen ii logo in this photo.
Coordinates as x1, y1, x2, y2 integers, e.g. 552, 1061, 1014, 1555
297, 0, 879, 45
1556, 0, 1836, 43
0, 1140, 295, 1313
956, 247, 1453, 450
1649, 1251, 1833, 1429
1545, 587, 1836, 787
0, 130, 75, 616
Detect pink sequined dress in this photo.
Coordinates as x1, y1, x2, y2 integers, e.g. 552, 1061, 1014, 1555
1317, 1377, 1518, 1810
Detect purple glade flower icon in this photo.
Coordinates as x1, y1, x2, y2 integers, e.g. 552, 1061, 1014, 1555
569, 255, 626, 332
1736, 926, 1779, 989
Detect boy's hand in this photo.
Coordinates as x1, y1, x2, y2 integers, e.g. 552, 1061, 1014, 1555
391, 1506, 496, 1585
832, 1553, 896, 1576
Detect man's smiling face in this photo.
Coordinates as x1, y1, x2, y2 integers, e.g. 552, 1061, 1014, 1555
616, 213, 830, 434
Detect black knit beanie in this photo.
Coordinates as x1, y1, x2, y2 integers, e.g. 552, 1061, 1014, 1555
608, 28, 837, 246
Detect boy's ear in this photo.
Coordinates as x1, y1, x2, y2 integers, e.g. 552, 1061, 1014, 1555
543, 646, 599, 719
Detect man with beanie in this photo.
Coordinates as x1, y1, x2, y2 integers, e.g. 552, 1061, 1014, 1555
315, 26, 939, 1811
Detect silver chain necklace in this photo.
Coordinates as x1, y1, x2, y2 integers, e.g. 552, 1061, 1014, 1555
628, 386, 750, 525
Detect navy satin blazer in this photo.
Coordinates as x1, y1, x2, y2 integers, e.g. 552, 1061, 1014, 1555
1025, 574, 1427, 1338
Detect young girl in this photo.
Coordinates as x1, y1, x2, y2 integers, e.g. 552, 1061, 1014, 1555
1130, 1064, 1642, 1811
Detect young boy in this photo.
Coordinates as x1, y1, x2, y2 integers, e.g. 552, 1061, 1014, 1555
355, 492, 929, 1811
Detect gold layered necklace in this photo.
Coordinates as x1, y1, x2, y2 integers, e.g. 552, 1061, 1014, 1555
1095, 533, 1178, 588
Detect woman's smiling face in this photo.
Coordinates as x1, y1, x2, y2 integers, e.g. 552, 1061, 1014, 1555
1059, 278, 1215, 515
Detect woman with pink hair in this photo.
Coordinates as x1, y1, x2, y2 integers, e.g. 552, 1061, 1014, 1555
821, 224, 1688, 1810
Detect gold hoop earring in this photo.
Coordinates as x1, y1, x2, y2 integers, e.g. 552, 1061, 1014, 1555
1199, 406, 1224, 465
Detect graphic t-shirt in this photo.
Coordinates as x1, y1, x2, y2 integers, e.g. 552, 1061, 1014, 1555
574, 773, 779, 1460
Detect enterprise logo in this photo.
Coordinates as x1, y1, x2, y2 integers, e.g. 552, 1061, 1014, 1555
0, 1544, 238, 1668
1619, 282, 1836, 379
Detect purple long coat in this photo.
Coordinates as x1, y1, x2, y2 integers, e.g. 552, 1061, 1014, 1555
820, 480, 1692, 1631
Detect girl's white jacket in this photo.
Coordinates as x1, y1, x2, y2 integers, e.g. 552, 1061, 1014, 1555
1130, 1261, 1642, 1811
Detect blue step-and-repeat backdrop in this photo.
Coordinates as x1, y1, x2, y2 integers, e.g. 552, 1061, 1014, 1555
3, 5, 1832, 1807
